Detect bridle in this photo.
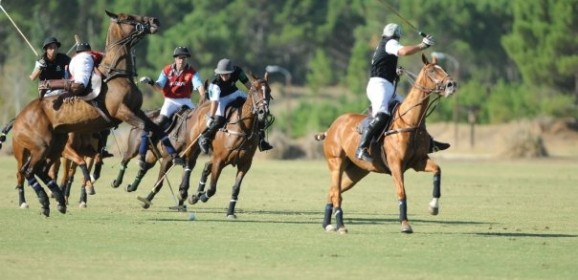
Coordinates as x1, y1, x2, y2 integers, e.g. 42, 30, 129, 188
101, 16, 157, 81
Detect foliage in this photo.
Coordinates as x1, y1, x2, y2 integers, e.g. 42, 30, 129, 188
1, 0, 577, 131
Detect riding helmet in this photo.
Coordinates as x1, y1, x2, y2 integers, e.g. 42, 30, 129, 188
382, 23, 401, 38
173, 46, 191, 58
76, 42, 91, 53
42, 36, 62, 49
214, 58, 234, 74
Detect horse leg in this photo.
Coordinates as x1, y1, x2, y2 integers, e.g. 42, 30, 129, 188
202, 161, 225, 204
34, 165, 67, 215
190, 161, 212, 204
112, 128, 140, 188
226, 162, 252, 219
137, 157, 169, 209
63, 160, 76, 205
412, 156, 442, 215
25, 175, 51, 217
112, 159, 130, 188
324, 161, 369, 234
126, 153, 156, 192
16, 172, 28, 208
389, 162, 412, 233
323, 157, 346, 233
79, 184, 87, 208
177, 157, 197, 208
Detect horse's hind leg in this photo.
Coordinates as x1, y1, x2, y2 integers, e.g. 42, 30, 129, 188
16, 172, 28, 209
190, 161, 212, 205
25, 174, 51, 217
323, 161, 369, 234
37, 168, 67, 214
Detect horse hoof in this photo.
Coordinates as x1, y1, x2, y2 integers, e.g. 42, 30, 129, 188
125, 184, 136, 192
400, 222, 413, 234
57, 204, 67, 214
88, 188, 96, 195
137, 196, 152, 209
200, 194, 209, 203
324, 224, 336, 232
20, 203, 29, 209
227, 214, 237, 220
41, 208, 50, 217
111, 180, 120, 188
429, 206, 439, 216
337, 227, 348, 235
79, 202, 87, 208
189, 195, 199, 205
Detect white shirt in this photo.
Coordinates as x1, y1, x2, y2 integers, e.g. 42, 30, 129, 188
385, 39, 403, 56
68, 52, 94, 86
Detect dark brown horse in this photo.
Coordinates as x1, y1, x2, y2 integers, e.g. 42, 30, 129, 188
113, 108, 197, 212
9, 10, 166, 217
315, 54, 457, 234
186, 73, 273, 218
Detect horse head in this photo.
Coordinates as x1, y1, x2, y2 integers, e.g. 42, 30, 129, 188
105, 10, 159, 46
247, 72, 272, 123
418, 53, 457, 98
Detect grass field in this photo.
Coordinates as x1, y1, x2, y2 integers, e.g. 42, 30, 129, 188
0, 155, 577, 280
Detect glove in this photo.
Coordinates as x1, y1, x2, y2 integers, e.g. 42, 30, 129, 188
421, 35, 435, 48
205, 115, 214, 128
138, 76, 154, 85
37, 58, 47, 70
396, 66, 404, 76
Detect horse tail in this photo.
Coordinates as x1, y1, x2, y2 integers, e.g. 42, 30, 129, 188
314, 132, 327, 141
0, 118, 15, 150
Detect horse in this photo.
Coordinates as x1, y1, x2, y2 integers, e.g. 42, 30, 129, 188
112, 107, 196, 212
314, 54, 457, 234
0, 120, 105, 209
9, 10, 164, 217
184, 73, 273, 218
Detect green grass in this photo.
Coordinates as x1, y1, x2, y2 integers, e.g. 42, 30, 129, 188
0, 156, 577, 280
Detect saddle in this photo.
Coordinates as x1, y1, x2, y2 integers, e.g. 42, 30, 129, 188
161, 106, 192, 134
356, 100, 400, 135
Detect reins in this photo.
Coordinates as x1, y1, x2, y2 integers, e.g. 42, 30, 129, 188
100, 18, 151, 81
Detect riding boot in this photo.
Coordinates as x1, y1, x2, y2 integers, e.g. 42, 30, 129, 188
355, 112, 390, 162
157, 115, 171, 132
429, 138, 450, 153
257, 120, 273, 152
97, 129, 113, 158
199, 116, 226, 154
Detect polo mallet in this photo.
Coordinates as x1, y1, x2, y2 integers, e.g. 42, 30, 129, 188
0, 0, 38, 56
380, 0, 428, 38
67, 34, 81, 55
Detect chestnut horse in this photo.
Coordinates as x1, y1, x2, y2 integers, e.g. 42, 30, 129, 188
9, 10, 164, 217
185, 73, 273, 218
0, 121, 103, 209
315, 54, 457, 234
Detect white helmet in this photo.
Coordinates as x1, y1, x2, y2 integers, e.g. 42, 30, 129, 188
382, 23, 401, 38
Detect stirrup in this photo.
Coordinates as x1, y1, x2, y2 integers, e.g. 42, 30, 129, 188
172, 155, 185, 166
355, 148, 373, 162
100, 149, 114, 158
199, 138, 210, 154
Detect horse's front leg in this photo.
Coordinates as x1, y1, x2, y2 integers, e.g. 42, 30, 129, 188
226, 162, 252, 219
417, 157, 441, 215
324, 158, 347, 234
126, 152, 156, 192
137, 157, 169, 209
189, 161, 212, 205
390, 163, 412, 233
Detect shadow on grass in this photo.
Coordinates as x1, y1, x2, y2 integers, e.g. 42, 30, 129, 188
472, 232, 578, 238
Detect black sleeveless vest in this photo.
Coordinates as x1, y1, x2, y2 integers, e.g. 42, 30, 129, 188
370, 36, 398, 83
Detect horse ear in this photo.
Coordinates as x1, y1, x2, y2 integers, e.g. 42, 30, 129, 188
105, 10, 118, 19
264, 72, 269, 82
422, 53, 429, 65
431, 55, 438, 65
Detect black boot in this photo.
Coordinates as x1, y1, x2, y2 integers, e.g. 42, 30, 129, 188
355, 112, 390, 162
157, 115, 171, 132
97, 129, 113, 158
429, 139, 450, 153
257, 121, 273, 152
198, 116, 226, 154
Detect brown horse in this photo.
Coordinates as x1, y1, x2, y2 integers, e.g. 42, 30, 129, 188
315, 54, 457, 234
9, 10, 167, 217
114, 107, 197, 212
186, 73, 273, 218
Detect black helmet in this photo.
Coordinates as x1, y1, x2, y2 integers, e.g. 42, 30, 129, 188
173, 46, 191, 58
76, 42, 91, 53
42, 37, 61, 49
